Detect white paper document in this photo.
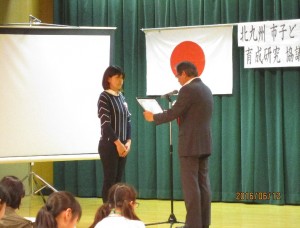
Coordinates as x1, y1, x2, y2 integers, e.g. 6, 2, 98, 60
136, 98, 163, 114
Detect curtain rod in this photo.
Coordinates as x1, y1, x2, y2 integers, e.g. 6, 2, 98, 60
0, 23, 117, 30
142, 18, 300, 32
141, 23, 237, 32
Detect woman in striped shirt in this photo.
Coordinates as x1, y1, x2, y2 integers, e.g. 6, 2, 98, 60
97, 65, 131, 203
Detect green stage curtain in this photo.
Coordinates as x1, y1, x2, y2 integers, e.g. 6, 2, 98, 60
53, 0, 300, 205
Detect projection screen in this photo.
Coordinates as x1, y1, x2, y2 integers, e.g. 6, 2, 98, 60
0, 26, 115, 163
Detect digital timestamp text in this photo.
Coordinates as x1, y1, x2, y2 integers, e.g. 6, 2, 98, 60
236, 192, 281, 201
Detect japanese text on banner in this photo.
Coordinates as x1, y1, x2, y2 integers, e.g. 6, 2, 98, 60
238, 19, 300, 68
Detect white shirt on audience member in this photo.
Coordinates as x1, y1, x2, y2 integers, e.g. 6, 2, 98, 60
94, 214, 145, 228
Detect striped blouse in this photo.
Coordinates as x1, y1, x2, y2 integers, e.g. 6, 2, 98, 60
97, 91, 131, 142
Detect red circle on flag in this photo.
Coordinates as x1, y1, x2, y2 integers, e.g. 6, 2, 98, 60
170, 41, 205, 76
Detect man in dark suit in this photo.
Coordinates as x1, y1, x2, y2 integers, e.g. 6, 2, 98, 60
143, 61, 213, 228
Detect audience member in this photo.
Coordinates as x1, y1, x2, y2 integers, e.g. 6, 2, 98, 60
35, 191, 82, 228
90, 183, 145, 228
0, 175, 34, 227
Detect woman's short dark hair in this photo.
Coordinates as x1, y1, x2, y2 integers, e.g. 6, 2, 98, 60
0, 176, 25, 209
102, 65, 125, 90
176, 61, 198, 77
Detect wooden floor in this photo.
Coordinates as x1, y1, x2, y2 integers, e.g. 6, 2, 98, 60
19, 195, 300, 228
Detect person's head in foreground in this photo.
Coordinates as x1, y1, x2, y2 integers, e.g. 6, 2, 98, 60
90, 183, 142, 228
0, 175, 25, 210
35, 191, 82, 228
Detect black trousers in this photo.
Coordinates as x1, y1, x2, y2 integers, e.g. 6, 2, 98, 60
98, 139, 127, 202
179, 156, 211, 228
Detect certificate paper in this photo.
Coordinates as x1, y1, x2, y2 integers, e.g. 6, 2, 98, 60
136, 98, 163, 114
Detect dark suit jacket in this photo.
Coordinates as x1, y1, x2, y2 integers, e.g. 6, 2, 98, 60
154, 78, 213, 157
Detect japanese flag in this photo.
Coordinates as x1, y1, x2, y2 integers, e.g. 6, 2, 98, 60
144, 25, 233, 95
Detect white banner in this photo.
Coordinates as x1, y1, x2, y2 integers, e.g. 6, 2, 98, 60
238, 19, 300, 68
243, 43, 300, 68
144, 25, 233, 95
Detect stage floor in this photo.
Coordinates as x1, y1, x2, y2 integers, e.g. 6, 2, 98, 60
19, 195, 300, 228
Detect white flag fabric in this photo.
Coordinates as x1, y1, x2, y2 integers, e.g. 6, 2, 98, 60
144, 25, 233, 95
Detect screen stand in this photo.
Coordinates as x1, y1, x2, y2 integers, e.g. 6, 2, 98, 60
22, 162, 58, 203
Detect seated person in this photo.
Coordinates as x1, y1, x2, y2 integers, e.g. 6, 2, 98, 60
35, 191, 82, 228
0, 175, 34, 227
0, 183, 10, 219
90, 183, 145, 228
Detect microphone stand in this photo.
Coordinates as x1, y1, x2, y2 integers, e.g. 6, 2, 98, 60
146, 95, 184, 227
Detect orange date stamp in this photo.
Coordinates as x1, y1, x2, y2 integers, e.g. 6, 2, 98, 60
236, 192, 281, 200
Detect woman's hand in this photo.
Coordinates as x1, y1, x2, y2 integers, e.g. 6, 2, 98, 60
124, 139, 131, 153
114, 139, 128, 157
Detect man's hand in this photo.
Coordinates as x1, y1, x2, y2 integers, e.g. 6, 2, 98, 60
143, 111, 154, 122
